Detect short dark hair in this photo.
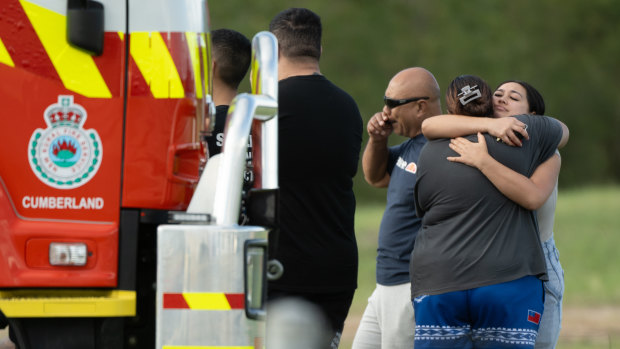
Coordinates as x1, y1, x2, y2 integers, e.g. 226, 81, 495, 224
496, 80, 546, 115
212, 28, 251, 89
446, 75, 493, 117
269, 8, 322, 60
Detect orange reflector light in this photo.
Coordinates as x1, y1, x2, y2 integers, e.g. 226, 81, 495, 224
49, 243, 87, 266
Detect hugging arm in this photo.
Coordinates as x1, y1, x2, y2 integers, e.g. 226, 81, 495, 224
422, 114, 529, 146
448, 133, 561, 210
423, 114, 569, 148
428, 114, 569, 210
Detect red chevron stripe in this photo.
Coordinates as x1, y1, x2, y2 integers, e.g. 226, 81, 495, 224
225, 293, 245, 309
163, 293, 189, 309
92, 33, 125, 98
127, 38, 151, 97
161, 32, 195, 97
0, 0, 61, 82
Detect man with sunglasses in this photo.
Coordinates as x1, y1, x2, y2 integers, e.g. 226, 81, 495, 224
353, 67, 442, 349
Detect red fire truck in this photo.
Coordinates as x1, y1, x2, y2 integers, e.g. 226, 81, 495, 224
0, 0, 278, 347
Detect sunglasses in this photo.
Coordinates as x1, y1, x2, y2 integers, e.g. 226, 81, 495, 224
383, 96, 429, 109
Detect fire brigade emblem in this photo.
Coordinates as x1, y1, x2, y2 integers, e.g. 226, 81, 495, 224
28, 96, 102, 189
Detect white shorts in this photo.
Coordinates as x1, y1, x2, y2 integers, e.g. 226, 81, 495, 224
351, 283, 415, 349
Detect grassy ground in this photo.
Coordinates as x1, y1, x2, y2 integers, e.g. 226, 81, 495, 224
555, 186, 620, 305
341, 185, 620, 349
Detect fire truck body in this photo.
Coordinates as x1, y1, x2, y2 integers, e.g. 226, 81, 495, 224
0, 0, 278, 347
0, 0, 209, 285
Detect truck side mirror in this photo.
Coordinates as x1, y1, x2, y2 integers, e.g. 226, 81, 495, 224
67, 0, 104, 56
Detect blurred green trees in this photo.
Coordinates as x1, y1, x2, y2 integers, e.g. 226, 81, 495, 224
210, 0, 620, 202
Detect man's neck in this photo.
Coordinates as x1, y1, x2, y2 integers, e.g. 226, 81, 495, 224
278, 57, 321, 81
213, 80, 238, 106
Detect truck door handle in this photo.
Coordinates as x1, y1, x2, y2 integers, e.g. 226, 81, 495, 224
243, 238, 267, 320
166, 143, 202, 184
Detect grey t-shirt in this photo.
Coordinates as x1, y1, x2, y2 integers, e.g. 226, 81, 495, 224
410, 114, 562, 298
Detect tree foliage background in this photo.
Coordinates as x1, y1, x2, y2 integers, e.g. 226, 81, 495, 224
210, 0, 620, 202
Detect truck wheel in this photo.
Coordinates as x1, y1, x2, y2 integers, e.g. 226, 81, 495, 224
7, 319, 28, 349
6, 318, 123, 349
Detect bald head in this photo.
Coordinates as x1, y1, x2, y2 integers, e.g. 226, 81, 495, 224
387, 67, 441, 115
383, 67, 442, 138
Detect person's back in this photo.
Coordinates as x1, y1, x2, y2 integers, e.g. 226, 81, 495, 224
410, 75, 564, 349
411, 76, 561, 297
267, 8, 363, 349
412, 114, 560, 296
415, 78, 569, 349
276, 75, 361, 288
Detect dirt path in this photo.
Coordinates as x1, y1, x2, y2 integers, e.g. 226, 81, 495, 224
559, 306, 620, 345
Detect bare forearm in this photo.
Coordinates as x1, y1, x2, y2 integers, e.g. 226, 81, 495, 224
362, 138, 390, 187
477, 155, 560, 210
422, 115, 491, 140
426, 115, 528, 146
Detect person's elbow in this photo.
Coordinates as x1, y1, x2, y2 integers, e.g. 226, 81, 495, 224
522, 195, 547, 211
558, 123, 570, 149
421, 119, 430, 135
421, 119, 436, 139
555, 120, 569, 149
364, 172, 389, 188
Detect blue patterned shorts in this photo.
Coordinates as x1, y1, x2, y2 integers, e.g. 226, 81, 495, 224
413, 276, 544, 348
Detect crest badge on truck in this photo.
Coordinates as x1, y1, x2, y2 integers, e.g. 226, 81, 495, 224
28, 95, 103, 189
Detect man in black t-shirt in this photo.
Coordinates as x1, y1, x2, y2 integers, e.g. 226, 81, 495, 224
268, 8, 363, 349
205, 28, 251, 158
205, 29, 253, 201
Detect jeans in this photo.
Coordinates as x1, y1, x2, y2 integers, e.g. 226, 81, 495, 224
535, 237, 564, 349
